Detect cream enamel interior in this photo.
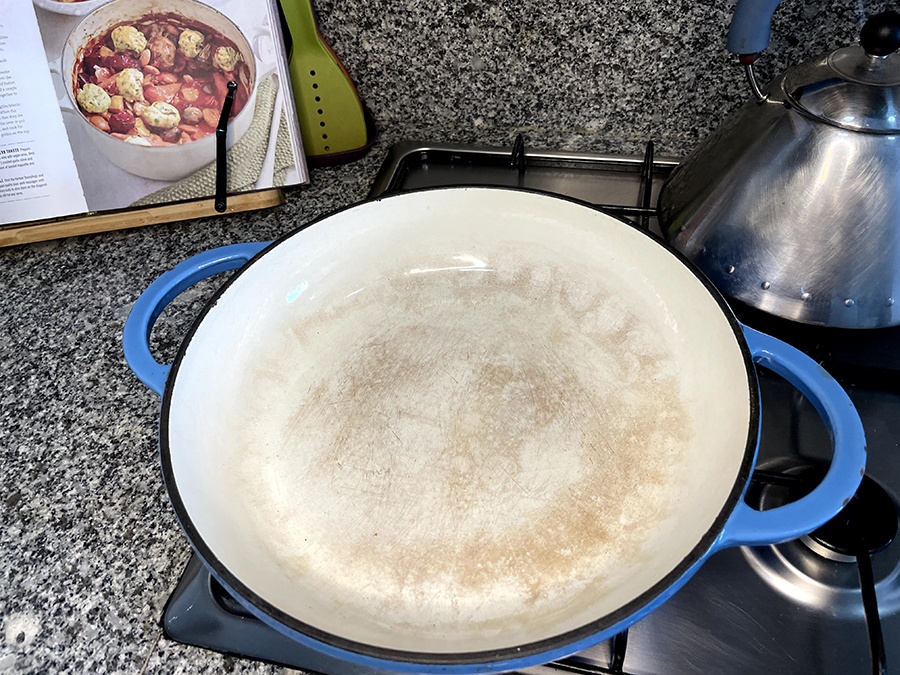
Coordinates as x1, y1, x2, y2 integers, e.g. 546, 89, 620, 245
166, 188, 752, 655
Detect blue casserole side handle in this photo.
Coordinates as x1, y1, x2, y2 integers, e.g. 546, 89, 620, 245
727, 0, 783, 54
716, 325, 867, 550
122, 242, 270, 396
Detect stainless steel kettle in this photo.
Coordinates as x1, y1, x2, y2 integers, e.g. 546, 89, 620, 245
658, 5, 900, 329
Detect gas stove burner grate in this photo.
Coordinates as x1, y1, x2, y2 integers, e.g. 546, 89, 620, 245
367, 135, 674, 235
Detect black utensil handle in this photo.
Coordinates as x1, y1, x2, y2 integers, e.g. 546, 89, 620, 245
215, 81, 238, 213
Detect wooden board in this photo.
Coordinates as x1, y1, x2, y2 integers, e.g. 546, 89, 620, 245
0, 189, 284, 248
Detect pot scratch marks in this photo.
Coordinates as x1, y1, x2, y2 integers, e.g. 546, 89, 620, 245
229, 249, 693, 640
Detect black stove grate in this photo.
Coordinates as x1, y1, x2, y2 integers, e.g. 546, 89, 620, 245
368, 136, 667, 230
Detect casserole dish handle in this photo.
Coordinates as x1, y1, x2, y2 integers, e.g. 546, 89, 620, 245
716, 326, 867, 549
123, 242, 270, 395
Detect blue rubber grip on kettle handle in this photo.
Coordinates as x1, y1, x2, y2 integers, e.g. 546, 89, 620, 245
727, 0, 783, 54
123, 242, 270, 396
716, 326, 867, 549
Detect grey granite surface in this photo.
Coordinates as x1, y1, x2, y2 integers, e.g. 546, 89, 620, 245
0, 0, 893, 672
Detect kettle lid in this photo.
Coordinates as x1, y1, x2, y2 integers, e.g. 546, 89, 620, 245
786, 10, 900, 133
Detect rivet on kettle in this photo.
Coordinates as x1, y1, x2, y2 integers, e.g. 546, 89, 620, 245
801, 291, 812, 301
761, 281, 771, 290
727, 265, 735, 274
888, 298, 895, 307
844, 298, 855, 307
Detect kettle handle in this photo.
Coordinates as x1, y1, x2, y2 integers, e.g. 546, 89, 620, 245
726, 0, 783, 55
727, 7, 900, 102
729, 5, 900, 57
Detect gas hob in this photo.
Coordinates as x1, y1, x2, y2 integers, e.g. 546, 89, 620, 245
160, 139, 900, 675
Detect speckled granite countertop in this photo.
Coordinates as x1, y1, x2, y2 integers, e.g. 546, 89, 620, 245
0, 0, 889, 672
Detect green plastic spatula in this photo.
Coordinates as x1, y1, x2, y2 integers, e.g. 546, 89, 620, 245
280, 0, 368, 160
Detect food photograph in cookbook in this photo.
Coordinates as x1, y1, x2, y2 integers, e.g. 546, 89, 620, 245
73, 14, 251, 147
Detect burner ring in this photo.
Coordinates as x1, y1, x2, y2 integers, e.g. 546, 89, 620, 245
800, 534, 857, 563
741, 543, 900, 618
807, 475, 898, 560
741, 469, 900, 618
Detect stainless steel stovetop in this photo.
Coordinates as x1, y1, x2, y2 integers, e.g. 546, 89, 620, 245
163, 139, 900, 675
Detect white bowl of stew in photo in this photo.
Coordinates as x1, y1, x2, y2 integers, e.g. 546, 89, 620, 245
62, 0, 258, 181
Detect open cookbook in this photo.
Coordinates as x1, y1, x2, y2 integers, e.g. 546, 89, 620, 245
0, 0, 308, 227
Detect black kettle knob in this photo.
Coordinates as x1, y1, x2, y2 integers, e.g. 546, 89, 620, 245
860, 10, 900, 56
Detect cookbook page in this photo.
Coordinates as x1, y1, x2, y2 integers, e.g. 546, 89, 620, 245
0, 0, 87, 225
33, 0, 307, 214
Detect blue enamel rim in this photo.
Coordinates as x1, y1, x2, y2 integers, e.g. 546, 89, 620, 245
156, 186, 761, 671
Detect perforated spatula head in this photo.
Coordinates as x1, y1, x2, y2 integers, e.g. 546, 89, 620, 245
281, 0, 368, 159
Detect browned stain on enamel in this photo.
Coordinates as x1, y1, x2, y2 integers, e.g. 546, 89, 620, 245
233, 253, 692, 627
